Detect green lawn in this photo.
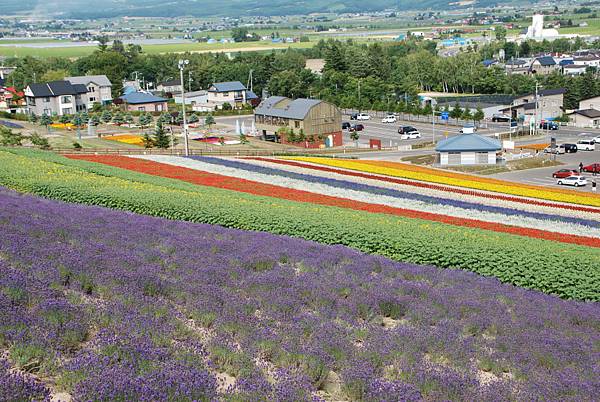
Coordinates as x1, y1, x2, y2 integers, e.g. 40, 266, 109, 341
0, 40, 315, 58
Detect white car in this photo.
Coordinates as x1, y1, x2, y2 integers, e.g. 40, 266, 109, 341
591, 136, 600, 144
356, 113, 371, 121
577, 140, 596, 151
400, 131, 422, 140
381, 115, 397, 123
557, 176, 587, 187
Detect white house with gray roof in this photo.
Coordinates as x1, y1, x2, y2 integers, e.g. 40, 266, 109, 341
65, 75, 113, 107
207, 81, 248, 109
435, 134, 501, 165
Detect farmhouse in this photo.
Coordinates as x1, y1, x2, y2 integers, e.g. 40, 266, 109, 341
207, 81, 248, 109
500, 88, 565, 121
157, 79, 183, 94
436, 133, 501, 165
254, 96, 342, 148
529, 56, 558, 76
117, 91, 168, 112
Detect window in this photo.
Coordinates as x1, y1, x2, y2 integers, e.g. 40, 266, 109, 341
476, 152, 489, 164
43, 109, 51, 115
88, 86, 96, 93
44, 97, 50, 103
28, 97, 36, 106
138, 107, 146, 112
223, 92, 229, 97
294, 121, 300, 128
157, 104, 164, 112
62, 96, 72, 104
62, 108, 72, 115
89, 97, 96, 102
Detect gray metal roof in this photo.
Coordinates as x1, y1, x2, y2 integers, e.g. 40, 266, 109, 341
572, 109, 600, 118
533, 56, 556, 67
209, 81, 246, 92
254, 96, 323, 120
436, 134, 502, 152
28, 81, 81, 97
119, 91, 167, 104
66, 75, 112, 87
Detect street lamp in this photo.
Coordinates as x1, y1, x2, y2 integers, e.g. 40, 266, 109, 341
178, 59, 190, 156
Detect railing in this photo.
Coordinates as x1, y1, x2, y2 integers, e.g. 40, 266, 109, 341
51, 146, 383, 156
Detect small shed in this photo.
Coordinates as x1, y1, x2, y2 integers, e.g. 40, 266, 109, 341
436, 134, 501, 165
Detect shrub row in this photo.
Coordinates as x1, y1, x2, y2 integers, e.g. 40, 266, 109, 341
0, 148, 599, 301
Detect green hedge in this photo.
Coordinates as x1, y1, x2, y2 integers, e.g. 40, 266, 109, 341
1, 148, 599, 301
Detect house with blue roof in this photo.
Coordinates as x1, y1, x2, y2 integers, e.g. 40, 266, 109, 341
207, 81, 250, 109
118, 91, 168, 112
529, 56, 558, 75
435, 133, 502, 165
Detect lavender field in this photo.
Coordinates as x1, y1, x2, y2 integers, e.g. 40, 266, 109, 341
1, 186, 599, 401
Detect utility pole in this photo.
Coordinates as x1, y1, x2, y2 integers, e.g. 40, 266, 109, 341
432, 108, 436, 144
534, 82, 539, 136
179, 59, 190, 156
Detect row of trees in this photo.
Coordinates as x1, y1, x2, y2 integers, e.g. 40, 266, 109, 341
6, 36, 600, 119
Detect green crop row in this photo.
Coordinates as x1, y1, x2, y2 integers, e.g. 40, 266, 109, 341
1, 148, 599, 301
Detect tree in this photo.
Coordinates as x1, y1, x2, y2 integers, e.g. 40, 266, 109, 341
222, 102, 233, 110
473, 107, 485, 127
350, 129, 360, 147
101, 110, 113, 124
71, 114, 84, 139
96, 36, 109, 52
59, 114, 71, 124
125, 113, 134, 126
112, 112, 125, 125
40, 113, 53, 132
495, 26, 507, 41
138, 113, 153, 129
450, 103, 463, 124
72, 141, 82, 150
29, 132, 51, 150
0, 126, 23, 146
40, 69, 70, 83
205, 114, 215, 130
90, 114, 101, 126
142, 131, 154, 148
239, 133, 249, 144
461, 108, 472, 124
153, 120, 170, 149
188, 113, 199, 124
28, 113, 38, 124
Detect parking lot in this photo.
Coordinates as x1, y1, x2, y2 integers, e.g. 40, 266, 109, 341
492, 147, 600, 192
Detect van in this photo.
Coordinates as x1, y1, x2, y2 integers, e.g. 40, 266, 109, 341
562, 143, 578, 153
577, 140, 595, 151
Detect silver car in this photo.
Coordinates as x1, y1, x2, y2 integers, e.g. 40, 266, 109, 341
557, 176, 587, 187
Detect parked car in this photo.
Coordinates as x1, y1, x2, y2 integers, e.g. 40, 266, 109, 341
591, 136, 600, 144
460, 125, 476, 134
543, 145, 565, 154
398, 126, 419, 135
562, 143, 578, 153
557, 175, 587, 187
356, 113, 370, 121
381, 115, 397, 123
552, 169, 579, 178
350, 123, 364, 132
577, 140, 596, 151
539, 121, 559, 130
349, 113, 358, 120
583, 163, 600, 174
491, 113, 511, 122
342, 122, 351, 130
400, 131, 422, 140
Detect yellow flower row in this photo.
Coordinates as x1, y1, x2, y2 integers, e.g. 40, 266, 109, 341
287, 157, 600, 207
104, 134, 144, 147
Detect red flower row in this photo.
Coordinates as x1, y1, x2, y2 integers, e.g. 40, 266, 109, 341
247, 157, 600, 214
65, 155, 600, 248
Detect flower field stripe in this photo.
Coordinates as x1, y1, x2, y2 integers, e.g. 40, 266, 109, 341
241, 156, 599, 221
3, 148, 600, 300
65, 153, 600, 247
258, 157, 600, 214
287, 157, 600, 208
187, 156, 600, 231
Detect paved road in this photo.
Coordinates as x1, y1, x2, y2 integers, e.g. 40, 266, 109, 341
491, 148, 600, 192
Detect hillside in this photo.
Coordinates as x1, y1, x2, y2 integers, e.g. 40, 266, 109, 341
1, 0, 521, 18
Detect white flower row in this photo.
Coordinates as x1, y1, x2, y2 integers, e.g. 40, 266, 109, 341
132, 155, 600, 239
238, 157, 600, 222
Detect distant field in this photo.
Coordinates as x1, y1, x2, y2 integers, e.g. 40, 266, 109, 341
0, 40, 315, 58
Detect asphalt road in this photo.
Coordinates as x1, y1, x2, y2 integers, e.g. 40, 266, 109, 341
489, 148, 600, 192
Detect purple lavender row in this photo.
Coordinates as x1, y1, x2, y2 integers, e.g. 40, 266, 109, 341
1, 187, 598, 401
